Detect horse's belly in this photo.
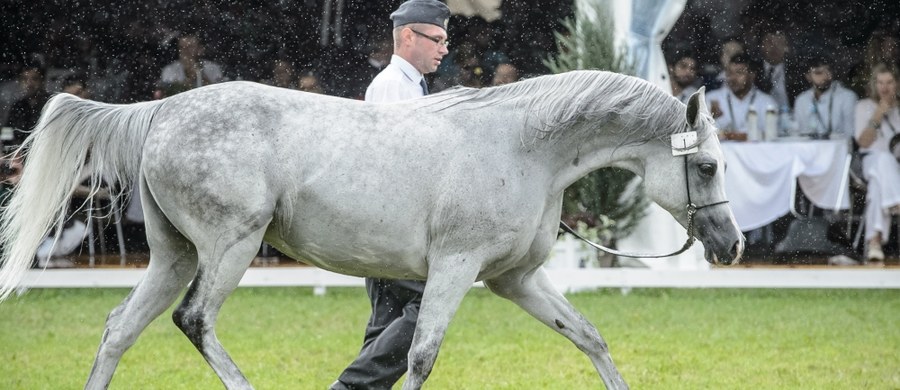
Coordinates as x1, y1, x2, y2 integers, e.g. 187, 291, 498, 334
266, 216, 429, 279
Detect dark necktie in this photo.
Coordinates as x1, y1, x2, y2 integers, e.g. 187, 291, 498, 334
761, 65, 773, 93
420, 78, 429, 95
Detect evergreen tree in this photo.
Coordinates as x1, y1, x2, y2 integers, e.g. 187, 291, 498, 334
544, 1, 648, 246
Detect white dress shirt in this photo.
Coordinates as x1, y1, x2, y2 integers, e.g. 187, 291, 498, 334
706, 86, 778, 134
793, 81, 858, 139
159, 60, 224, 87
674, 85, 698, 104
365, 55, 425, 103
855, 99, 900, 153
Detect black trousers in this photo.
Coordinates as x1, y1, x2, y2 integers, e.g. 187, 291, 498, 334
335, 278, 425, 390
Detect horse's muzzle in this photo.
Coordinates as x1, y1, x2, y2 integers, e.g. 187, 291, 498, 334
705, 237, 744, 266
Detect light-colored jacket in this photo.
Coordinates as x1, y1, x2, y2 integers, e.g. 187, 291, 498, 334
793, 81, 857, 139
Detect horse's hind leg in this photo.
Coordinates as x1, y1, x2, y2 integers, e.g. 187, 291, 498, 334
86, 183, 199, 390
172, 221, 268, 390
484, 267, 628, 390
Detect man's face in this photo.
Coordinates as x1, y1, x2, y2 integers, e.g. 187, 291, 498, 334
670, 57, 697, 88
178, 36, 202, 61
806, 65, 832, 92
406, 24, 449, 74
720, 41, 743, 67
492, 64, 518, 86
761, 33, 788, 64
19, 69, 43, 96
726, 63, 754, 95
875, 71, 897, 101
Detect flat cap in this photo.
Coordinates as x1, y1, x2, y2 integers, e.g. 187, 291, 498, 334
390, 0, 451, 30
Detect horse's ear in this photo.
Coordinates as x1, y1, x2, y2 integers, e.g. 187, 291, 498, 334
685, 86, 706, 128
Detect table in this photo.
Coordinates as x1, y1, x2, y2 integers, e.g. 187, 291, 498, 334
721, 140, 850, 231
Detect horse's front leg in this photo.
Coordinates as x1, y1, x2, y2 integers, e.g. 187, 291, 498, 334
484, 267, 628, 389
401, 255, 480, 390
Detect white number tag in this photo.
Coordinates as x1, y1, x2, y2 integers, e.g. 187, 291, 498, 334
671, 131, 699, 156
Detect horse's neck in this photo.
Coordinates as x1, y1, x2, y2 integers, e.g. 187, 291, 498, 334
511, 100, 652, 193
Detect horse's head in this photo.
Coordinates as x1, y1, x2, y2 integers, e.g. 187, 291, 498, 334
641, 87, 744, 265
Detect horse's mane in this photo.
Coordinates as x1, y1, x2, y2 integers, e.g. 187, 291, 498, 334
423, 70, 706, 146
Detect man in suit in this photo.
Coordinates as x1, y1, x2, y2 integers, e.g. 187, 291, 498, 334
757, 30, 804, 109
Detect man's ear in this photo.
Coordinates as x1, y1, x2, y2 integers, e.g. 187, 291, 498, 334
403, 27, 418, 45
685, 86, 706, 128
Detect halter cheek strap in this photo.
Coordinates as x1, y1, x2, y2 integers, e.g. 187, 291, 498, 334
560, 131, 729, 259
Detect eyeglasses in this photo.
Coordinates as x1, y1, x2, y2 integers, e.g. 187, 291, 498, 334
409, 28, 449, 48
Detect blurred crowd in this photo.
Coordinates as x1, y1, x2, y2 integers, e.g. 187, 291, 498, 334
661, 2, 899, 262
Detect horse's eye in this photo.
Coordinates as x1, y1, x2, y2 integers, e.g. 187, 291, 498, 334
699, 162, 717, 177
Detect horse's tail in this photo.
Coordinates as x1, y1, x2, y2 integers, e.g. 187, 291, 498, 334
0, 93, 165, 300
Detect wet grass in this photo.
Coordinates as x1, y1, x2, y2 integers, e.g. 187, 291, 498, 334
1, 287, 898, 389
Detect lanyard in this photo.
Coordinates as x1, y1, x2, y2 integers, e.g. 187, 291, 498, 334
812, 86, 834, 136
726, 90, 757, 130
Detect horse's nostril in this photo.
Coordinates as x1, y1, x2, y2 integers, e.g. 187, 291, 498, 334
729, 240, 744, 264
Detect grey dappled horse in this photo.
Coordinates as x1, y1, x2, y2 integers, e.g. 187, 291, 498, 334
0, 70, 743, 389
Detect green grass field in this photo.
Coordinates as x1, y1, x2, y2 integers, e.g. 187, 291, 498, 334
1, 287, 898, 389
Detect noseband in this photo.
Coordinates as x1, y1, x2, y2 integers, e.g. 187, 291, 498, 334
560, 130, 729, 259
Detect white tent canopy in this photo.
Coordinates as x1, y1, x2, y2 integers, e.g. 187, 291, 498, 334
447, 0, 503, 21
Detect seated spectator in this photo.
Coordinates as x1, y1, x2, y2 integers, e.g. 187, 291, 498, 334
434, 42, 487, 90
491, 63, 519, 86
433, 17, 508, 91
341, 36, 393, 99
4, 62, 50, 147
465, 16, 509, 76
849, 30, 899, 98
756, 30, 803, 109
708, 36, 744, 90
853, 63, 900, 263
297, 70, 325, 94
705, 53, 778, 139
0, 154, 24, 253
158, 33, 224, 96
793, 56, 857, 139
61, 73, 91, 99
264, 59, 296, 89
667, 49, 700, 104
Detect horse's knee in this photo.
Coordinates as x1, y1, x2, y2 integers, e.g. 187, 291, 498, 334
173, 272, 208, 345
173, 303, 207, 344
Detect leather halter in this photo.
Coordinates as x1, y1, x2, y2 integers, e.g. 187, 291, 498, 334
559, 131, 729, 259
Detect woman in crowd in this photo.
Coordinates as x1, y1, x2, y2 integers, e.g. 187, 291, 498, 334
854, 63, 900, 262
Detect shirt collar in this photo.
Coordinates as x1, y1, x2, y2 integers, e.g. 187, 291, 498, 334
390, 54, 424, 84
814, 81, 845, 101
728, 87, 758, 102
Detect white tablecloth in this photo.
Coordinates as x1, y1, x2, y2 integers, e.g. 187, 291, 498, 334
721, 140, 850, 231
